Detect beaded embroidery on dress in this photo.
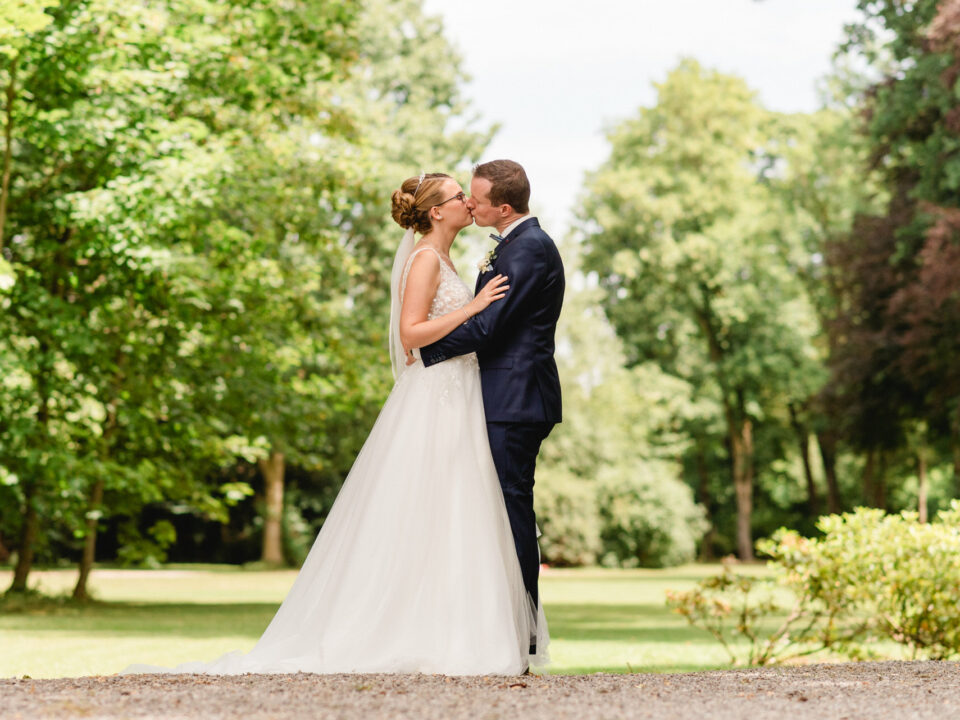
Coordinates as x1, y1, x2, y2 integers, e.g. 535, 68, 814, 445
123, 245, 548, 676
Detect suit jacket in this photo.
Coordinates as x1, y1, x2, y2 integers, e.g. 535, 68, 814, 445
420, 217, 564, 423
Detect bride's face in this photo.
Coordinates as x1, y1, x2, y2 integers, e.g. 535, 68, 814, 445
432, 179, 473, 232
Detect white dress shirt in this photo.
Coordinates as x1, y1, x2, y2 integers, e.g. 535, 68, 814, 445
499, 214, 533, 240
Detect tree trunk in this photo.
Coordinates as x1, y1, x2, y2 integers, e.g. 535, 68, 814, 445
816, 430, 842, 514
74, 391, 119, 600
875, 451, 887, 510
695, 436, 715, 562
863, 448, 887, 510
862, 448, 876, 508
732, 414, 754, 561
917, 445, 928, 523
693, 292, 753, 560
718, 389, 756, 562
789, 403, 819, 516
9, 500, 38, 593
259, 451, 286, 565
0, 56, 18, 251
951, 401, 960, 498
954, 441, 960, 500
73, 476, 105, 600
10, 346, 50, 593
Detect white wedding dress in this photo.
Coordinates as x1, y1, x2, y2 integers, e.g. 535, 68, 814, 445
124, 244, 548, 676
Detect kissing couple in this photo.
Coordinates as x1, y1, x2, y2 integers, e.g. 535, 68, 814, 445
125, 159, 565, 676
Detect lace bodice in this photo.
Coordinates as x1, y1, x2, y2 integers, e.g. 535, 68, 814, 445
398, 245, 478, 386
401, 246, 474, 320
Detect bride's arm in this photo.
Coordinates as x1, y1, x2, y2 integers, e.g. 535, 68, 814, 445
399, 251, 508, 351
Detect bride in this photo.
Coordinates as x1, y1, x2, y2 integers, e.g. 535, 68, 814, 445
124, 172, 549, 676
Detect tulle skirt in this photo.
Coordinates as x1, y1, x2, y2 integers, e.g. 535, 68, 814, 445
124, 354, 548, 676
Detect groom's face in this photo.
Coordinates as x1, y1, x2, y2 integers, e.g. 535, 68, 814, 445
467, 176, 501, 229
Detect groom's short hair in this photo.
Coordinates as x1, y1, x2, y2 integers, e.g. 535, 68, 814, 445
474, 160, 530, 214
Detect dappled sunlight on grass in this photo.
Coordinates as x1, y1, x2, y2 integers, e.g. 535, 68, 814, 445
1, 564, 750, 678
539, 565, 736, 673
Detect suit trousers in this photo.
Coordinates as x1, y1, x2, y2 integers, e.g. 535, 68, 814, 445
485, 421, 554, 620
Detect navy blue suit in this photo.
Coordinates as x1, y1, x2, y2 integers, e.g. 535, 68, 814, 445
420, 217, 564, 634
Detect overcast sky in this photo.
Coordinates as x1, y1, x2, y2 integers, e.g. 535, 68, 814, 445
421, 0, 862, 237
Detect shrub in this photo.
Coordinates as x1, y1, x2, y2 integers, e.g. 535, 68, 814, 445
597, 462, 708, 568
536, 468, 602, 566
116, 519, 177, 568
281, 487, 316, 567
667, 502, 960, 665
767, 504, 960, 660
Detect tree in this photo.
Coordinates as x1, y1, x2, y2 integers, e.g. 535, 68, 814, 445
0, 0, 56, 252
205, 0, 492, 564
1, 0, 494, 593
0, 0, 363, 594
767, 106, 886, 513
581, 60, 825, 559
537, 252, 706, 568
825, 0, 960, 513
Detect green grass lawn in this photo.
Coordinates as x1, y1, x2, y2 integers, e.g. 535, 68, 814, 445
0, 564, 750, 678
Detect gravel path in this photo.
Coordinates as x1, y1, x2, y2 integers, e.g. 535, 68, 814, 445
3, 661, 959, 719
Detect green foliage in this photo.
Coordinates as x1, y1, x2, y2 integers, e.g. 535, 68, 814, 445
581, 60, 818, 555
0, 0, 373, 589
116, 519, 178, 569
579, 57, 882, 558
5, 0, 957, 580
826, 0, 960, 490
598, 462, 708, 569
536, 468, 601, 567
666, 562, 800, 667
769, 505, 960, 660
0, 0, 490, 581
0, 0, 56, 58
279, 501, 314, 568
843, 0, 957, 203
668, 504, 960, 665
538, 261, 708, 568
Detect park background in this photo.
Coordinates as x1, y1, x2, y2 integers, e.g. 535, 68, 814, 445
3, 0, 960, 677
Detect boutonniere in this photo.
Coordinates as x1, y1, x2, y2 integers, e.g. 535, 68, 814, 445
478, 247, 498, 273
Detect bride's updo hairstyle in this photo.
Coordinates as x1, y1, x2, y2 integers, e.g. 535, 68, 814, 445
391, 173, 451, 235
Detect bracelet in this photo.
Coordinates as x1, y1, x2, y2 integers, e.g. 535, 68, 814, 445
461, 308, 471, 322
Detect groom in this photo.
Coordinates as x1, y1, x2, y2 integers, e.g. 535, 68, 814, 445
420, 160, 564, 653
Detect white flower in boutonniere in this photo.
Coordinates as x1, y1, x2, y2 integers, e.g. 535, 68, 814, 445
478, 248, 497, 273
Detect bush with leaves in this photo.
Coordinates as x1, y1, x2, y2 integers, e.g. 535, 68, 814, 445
667, 504, 960, 665
536, 468, 602, 567
537, 461, 707, 569
598, 463, 708, 568
665, 558, 869, 667
769, 505, 960, 660
536, 275, 707, 568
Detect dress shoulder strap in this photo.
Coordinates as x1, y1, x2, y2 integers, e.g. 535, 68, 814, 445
400, 245, 443, 302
